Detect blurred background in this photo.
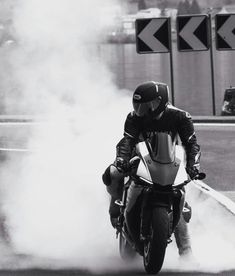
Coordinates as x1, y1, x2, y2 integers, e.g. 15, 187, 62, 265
1, 0, 234, 116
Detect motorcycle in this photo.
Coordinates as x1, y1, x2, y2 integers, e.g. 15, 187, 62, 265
115, 132, 205, 274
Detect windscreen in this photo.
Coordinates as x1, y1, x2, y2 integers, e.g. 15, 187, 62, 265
147, 132, 176, 163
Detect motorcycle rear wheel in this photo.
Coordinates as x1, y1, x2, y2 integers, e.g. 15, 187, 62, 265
119, 232, 136, 260
143, 207, 169, 274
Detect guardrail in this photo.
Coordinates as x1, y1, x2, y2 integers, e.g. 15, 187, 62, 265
193, 116, 235, 124
0, 115, 235, 123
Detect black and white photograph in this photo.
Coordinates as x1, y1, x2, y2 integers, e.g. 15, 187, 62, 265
0, 0, 235, 275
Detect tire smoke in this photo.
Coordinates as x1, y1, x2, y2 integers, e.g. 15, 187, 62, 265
1, 0, 235, 274
0, 0, 132, 271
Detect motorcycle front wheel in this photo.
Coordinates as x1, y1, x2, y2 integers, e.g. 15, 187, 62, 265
119, 231, 136, 261
143, 207, 169, 274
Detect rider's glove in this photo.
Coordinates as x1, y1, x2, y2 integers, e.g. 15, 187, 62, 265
186, 165, 199, 180
115, 157, 129, 173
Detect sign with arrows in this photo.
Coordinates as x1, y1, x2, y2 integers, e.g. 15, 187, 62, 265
136, 18, 171, 54
177, 15, 209, 51
215, 14, 235, 50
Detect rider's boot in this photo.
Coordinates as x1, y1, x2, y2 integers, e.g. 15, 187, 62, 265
182, 201, 192, 223
174, 214, 193, 258
109, 197, 121, 228
102, 164, 125, 229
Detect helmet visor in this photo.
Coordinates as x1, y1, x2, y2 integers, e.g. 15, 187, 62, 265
133, 98, 161, 117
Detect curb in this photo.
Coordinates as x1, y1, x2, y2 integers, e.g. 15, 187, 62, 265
192, 181, 235, 215
193, 116, 235, 124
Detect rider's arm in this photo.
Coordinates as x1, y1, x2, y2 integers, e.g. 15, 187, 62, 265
116, 112, 140, 162
177, 111, 201, 168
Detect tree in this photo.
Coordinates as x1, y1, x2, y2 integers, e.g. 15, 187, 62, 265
158, 0, 168, 10
138, 0, 146, 10
190, 0, 201, 14
177, 0, 190, 15
184, 0, 191, 13
158, 0, 168, 16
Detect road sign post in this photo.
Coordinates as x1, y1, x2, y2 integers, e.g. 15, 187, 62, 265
169, 19, 175, 106
177, 14, 216, 115
209, 13, 216, 116
135, 14, 235, 115
214, 13, 235, 115
135, 18, 175, 104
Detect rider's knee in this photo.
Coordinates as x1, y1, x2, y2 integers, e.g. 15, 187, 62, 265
102, 165, 124, 198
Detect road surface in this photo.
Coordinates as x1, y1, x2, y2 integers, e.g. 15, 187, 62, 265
0, 122, 235, 275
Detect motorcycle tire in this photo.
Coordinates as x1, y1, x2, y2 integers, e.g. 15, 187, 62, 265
143, 207, 169, 274
119, 232, 136, 261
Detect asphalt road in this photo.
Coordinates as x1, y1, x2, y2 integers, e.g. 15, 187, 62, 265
0, 122, 235, 276
194, 123, 235, 191
0, 268, 234, 275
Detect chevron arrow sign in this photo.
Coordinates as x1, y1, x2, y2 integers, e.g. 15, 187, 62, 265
136, 18, 171, 54
216, 14, 235, 50
177, 15, 209, 51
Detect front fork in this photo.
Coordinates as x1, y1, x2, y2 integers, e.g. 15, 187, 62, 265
115, 178, 131, 237
140, 188, 152, 241
140, 186, 185, 241
170, 187, 185, 235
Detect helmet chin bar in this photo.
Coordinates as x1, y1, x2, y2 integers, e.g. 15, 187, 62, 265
147, 108, 164, 120
135, 109, 164, 121
154, 111, 164, 120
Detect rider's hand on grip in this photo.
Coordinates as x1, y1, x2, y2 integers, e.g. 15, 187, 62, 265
186, 165, 199, 180
186, 164, 206, 180
115, 157, 129, 173
193, 172, 206, 180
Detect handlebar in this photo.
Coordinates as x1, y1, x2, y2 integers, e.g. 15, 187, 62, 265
129, 157, 206, 180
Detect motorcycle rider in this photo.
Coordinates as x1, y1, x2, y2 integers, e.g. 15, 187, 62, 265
102, 81, 201, 258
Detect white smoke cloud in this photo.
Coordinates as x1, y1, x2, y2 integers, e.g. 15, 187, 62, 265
185, 183, 235, 273
0, 0, 132, 270
163, 180, 235, 273
1, 0, 235, 274
6, 0, 125, 114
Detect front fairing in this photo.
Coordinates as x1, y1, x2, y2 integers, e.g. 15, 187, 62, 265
134, 132, 187, 186
124, 133, 187, 249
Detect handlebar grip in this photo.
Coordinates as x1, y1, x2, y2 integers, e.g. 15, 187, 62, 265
193, 172, 206, 180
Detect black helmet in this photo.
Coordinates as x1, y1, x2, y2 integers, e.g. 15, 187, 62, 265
132, 81, 169, 118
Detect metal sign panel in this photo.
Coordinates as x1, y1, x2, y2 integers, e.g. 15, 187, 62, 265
136, 18, 171, 54
177, 15, 210, 51
216, 14, 235, 50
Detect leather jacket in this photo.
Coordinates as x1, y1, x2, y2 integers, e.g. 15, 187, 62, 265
116, 104, 201, 168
